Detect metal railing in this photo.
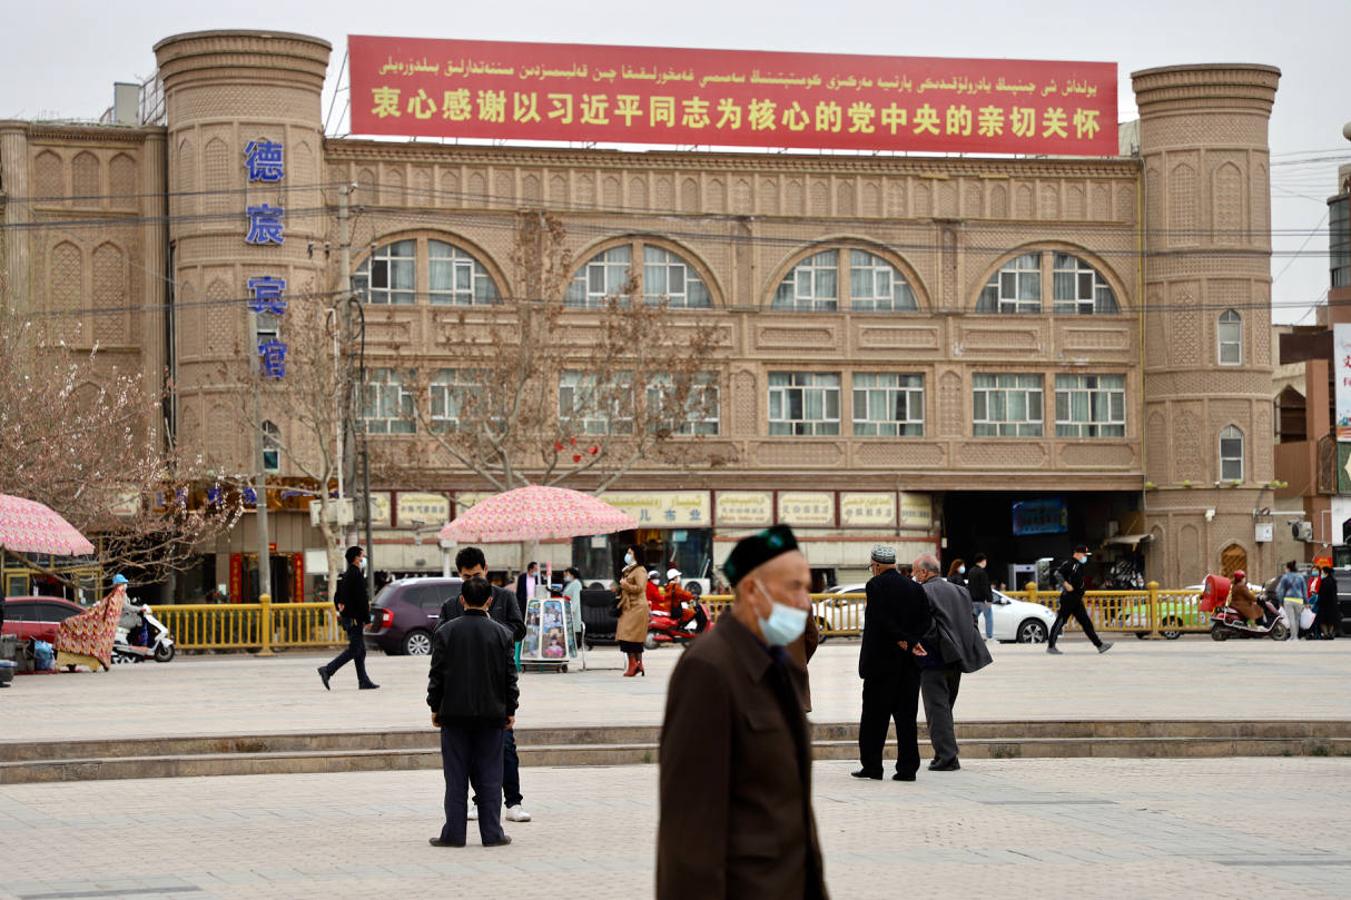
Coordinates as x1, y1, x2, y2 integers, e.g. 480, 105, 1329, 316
149, 583, 1207, 652
700, 582, 1206, 640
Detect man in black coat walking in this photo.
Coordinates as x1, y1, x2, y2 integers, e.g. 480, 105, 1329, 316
318, 545, 378, 690
855, 544, 932, 782
1047, 544, 1112, 655
427, 576, 518, 848
440, 546, 532, 823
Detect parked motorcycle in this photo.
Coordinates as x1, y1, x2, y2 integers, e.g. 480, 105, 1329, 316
113, 602, 176, 663
1200, 573, 1290, 641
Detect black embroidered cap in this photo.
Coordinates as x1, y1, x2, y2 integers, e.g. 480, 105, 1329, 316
722, 525, 799, 587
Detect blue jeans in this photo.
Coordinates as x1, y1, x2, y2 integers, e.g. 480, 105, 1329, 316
979, 604, 994, 639
440, 723, 506, 845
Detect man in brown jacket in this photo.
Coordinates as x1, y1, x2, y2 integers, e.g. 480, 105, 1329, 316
657, 525, 827, 900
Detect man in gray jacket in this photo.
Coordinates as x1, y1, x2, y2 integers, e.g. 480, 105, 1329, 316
912, 553, 992, 771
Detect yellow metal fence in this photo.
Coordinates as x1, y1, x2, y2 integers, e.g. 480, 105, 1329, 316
152, 583, 1207, 652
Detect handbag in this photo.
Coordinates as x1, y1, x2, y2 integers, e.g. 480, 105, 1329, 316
1299, 606, 1316, 631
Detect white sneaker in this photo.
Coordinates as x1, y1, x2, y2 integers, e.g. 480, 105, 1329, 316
505, 805, 532, 823
467, 807, 478, 821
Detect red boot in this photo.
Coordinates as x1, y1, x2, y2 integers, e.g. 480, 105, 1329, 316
636, 654, 645, 677
622, 652, 638, 677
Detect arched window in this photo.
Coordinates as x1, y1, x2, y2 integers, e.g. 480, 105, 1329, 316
977, 250, 1120, 315
1219, 426, 1244, 482
773, 247, 917, 312
1218, 309, 1242, 365
354, 237, 500, 306
566, 241, 713, 308
1052, 253, 1119, 314
261, 421, 281, 473
428, 240, 498, 305
354, 240, 415, 305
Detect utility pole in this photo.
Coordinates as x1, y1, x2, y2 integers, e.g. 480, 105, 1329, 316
336, 183, 375, 600
247, 311, 272, 602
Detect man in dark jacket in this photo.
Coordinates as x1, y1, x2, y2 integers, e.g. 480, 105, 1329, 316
966, 552, 995, 640
440, 546, 531, 824
658, 525, 826, 899
427, 577, 518, 848
912, 553, 993, 771
318, 546, 378, 690
1047, 544, 1112, 655
514, 561, 539, 619
855, 544, 932, 783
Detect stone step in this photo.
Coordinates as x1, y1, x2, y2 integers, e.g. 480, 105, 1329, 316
6, 719, 1348, 764
3, 731, 1349, 785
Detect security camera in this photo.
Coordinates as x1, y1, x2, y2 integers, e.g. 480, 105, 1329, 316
1204, 509, 1216, 522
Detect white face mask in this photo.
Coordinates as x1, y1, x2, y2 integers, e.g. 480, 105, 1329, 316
624, 552, 635, 566
958, 566, 966, 575
746, 580, 809, 647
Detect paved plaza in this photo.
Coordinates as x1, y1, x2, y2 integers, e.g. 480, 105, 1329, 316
2, 757, 1349, 899
3, 639, 1349, 744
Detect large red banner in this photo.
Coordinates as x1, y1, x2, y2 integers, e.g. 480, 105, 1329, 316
349, 36, 1117, 156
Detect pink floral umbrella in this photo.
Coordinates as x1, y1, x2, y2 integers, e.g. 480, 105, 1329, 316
439, 485, 638, 544
0, 493, 96, 556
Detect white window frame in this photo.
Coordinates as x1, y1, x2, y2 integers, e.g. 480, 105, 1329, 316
1219, 425, 1244, 482
768, 372, 841, 436
973, 373, 1044, 437
773, 251, 839, 312
977, 253, 1042, 314
354, 240, 416, 305
566, 246, 633, 308
852, 373, 924, 436
642, 246, 711, 309
428, 240, 497, 306
1218, 309, 1242, 366
362, 368, 415, 434
1054, 374, 1126, 438
1052, 253, 1119, 315
428, 368, 479, 433
646, 372, 720, 435
261, 420, 281, 473
558, 371, 634, 435
848, 250, 917, 312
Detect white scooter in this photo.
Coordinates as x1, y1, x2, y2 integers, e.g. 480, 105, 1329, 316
112, 602, 176, 663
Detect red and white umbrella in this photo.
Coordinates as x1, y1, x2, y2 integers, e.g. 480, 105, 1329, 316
439, 485, 637, 544
0, 493, 96, 556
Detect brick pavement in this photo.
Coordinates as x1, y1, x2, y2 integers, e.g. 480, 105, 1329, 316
2, 758, 1350, 898
5, 640, 1350, 744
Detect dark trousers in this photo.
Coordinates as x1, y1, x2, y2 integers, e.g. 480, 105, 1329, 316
1048, 599, 1102, 648
858, 662, 921, 777
323, 619, 374, 686
439, 723, 506, 845
920, 663, 963, 764
472, 727, 522, 808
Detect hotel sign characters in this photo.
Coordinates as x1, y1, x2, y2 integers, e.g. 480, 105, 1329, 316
349, 36, 1117, 156
243, 139, 287, 379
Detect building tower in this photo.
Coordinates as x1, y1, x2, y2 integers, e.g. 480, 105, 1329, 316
155, 31, 332, 595
1133, 64, 1281, 584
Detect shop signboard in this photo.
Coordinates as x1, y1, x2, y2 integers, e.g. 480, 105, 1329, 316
777, 491, 835, 527
602, 491, 711, 528
396, 492, 450, 527
715, 490, 774, 527
899, 492, 932, 530
367, 492, 392, 529
350, 35, 1117, 156
840, 492, 897, 528
1337, 323, 1351, 441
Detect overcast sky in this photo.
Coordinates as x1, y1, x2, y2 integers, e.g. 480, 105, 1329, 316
3, 0, 1347, 323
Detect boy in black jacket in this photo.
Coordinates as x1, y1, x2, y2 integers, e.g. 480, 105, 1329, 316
427, 577, 519, 848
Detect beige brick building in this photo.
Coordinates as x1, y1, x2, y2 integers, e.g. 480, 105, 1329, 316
0, 31, 1283, 600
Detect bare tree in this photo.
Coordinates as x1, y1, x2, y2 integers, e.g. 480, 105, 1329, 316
0, 306, 242, 586
376, 212, 732, 499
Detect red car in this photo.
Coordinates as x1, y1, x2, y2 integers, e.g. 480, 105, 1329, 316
1, 596, 85, 644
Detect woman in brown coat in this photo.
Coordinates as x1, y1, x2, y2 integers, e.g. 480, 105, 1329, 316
1228, 571, 1265, 623
616, 545, 650, 677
